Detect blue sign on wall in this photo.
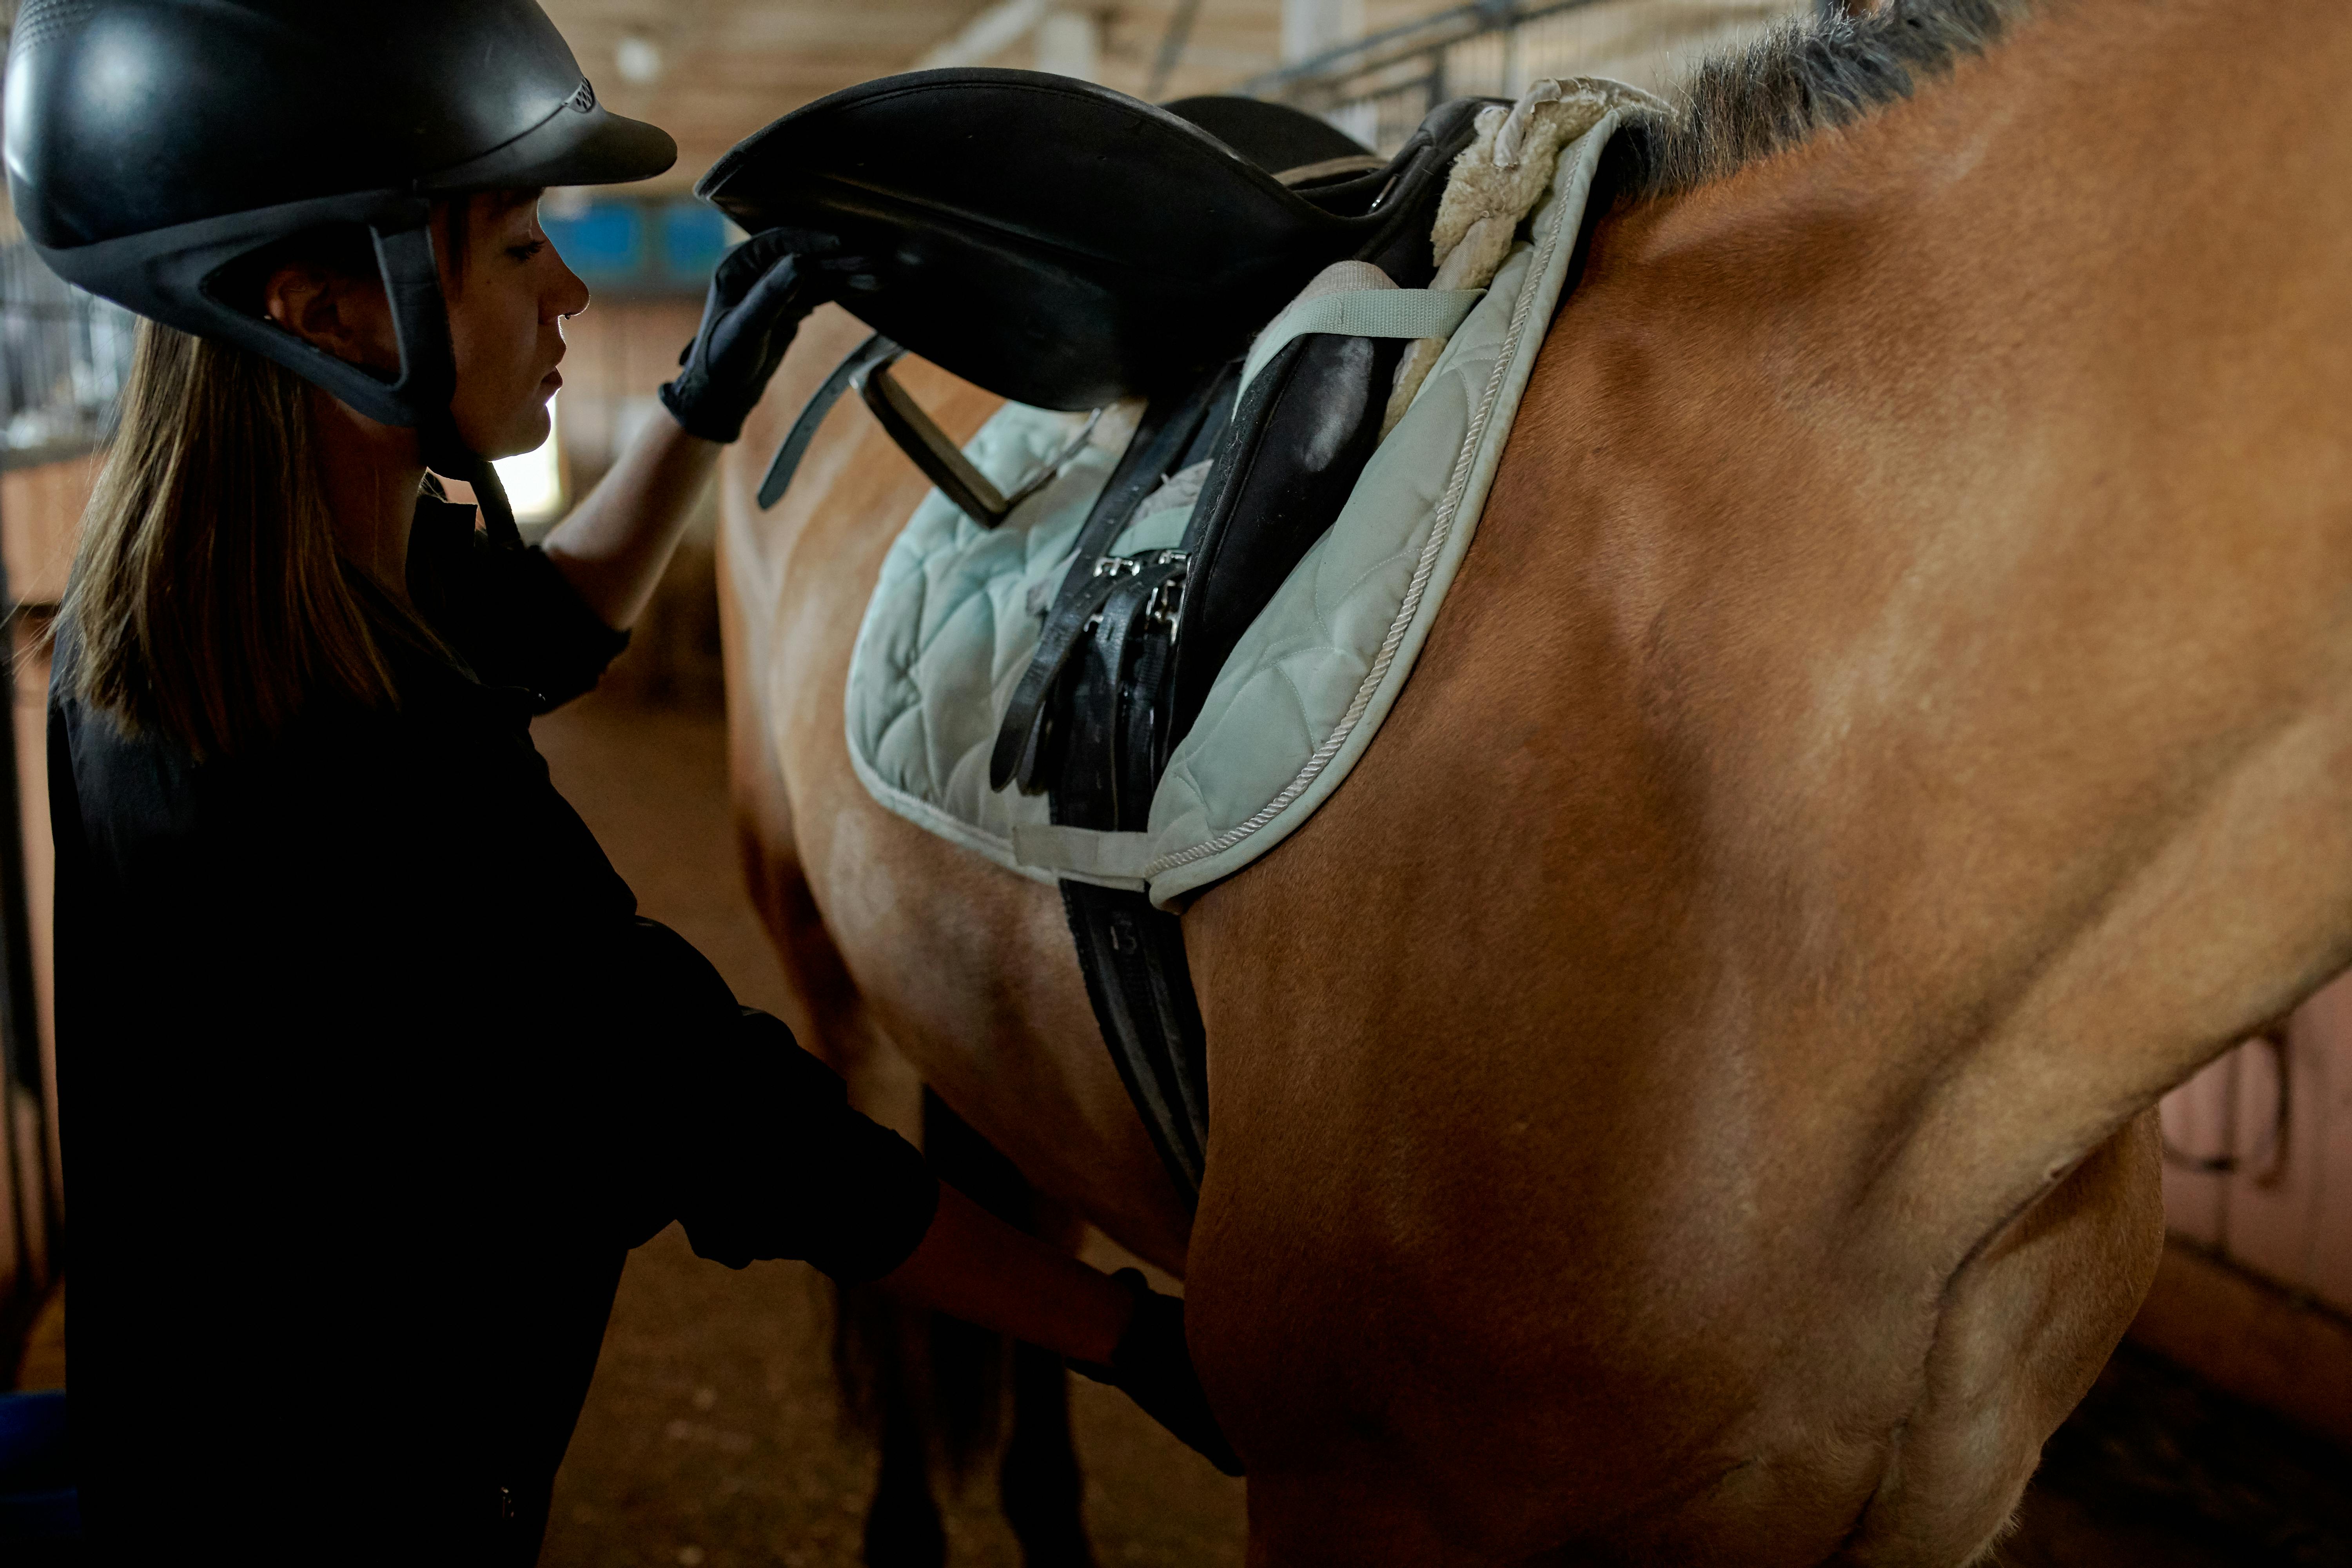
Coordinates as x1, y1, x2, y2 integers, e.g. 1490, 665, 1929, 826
541, 198, 737, 296
544, 203, 644, 278
660, 203, 734, 279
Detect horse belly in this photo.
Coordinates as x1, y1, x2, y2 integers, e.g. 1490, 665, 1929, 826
1182, 817, 2161, 1565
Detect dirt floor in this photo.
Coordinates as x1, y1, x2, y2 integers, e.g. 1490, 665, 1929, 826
530, 693, 1247, 1568
519, 690, 2347, 1568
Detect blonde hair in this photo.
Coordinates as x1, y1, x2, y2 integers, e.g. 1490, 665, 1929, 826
60, 319, 402, 760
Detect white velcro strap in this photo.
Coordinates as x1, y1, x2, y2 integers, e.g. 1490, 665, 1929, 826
1239, 287, 1486, 402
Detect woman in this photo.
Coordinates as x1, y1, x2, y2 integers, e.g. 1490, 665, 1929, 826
6, 1, 1233, 1559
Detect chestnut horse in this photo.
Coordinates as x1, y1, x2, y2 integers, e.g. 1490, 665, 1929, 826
715, 2, 2352, 1561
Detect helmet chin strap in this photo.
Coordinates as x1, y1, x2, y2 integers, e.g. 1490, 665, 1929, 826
375, 213, 525, 551
466, 457, 523, 550
422, 423, 523, 550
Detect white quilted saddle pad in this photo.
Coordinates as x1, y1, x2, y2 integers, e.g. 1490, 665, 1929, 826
845, 103, 1635, 908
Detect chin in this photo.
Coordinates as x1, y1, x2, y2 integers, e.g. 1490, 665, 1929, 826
477, 410, 554, 462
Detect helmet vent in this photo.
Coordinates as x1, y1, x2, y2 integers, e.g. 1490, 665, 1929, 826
10, 0, 95, 60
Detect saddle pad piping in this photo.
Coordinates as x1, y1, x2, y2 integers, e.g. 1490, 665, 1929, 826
1139, 107, 1632, 897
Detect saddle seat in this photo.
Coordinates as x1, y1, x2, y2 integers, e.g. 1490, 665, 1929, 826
697, 67, 1456, 410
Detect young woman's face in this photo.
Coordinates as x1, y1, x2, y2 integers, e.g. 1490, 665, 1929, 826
443, 193, 591, 461
263, 191, 590, 462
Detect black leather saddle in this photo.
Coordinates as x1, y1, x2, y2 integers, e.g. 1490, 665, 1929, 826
722, 72, 1499, 1204
702, 68, 1408, 409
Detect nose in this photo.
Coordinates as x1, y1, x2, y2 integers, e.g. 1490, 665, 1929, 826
548, 251, 591, 322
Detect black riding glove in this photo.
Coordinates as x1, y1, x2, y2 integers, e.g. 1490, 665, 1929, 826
1069, 1269, 1244, 1476
659, 227, 836, 444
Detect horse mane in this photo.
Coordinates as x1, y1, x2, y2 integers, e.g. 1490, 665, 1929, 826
1617, 0, 2042, 198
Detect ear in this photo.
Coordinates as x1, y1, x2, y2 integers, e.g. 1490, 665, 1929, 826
263, 263, 394, 372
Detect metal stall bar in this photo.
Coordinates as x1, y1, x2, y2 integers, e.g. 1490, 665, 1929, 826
1245, 0, 1812, 155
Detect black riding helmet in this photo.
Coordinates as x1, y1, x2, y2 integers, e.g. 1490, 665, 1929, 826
2, 0, 675, 541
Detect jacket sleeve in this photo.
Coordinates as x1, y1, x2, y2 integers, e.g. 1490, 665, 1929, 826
673, 1009, 942, 1282
446, 544, 632, 711
589, 919, 942, 1284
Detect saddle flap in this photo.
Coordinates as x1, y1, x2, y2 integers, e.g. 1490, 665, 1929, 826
697, 69, 1378, 410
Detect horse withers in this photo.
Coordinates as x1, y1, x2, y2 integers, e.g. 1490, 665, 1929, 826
717, 2, 2352, 1562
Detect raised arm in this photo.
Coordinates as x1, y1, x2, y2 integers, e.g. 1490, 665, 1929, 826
541, 413, 720, 629
543, 229, 824, 628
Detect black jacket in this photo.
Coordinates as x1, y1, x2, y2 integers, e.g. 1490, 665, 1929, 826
48, 499, 938, 1562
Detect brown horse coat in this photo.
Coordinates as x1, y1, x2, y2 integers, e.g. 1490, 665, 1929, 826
718, 2, 2352, 1560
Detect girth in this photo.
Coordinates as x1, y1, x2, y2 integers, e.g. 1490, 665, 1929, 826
731, 72, 1499, 1206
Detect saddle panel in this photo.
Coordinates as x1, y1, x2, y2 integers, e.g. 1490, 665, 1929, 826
699, 69, 1380, 409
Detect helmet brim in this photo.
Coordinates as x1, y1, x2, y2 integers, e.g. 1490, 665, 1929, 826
424, 102, 678, 194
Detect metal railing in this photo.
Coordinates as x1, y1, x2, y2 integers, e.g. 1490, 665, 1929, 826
1, 236, 138, 473
1242, 0, 1817, 153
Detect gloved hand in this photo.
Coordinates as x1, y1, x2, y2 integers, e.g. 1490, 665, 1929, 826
1069, 1268, 1244, 1476
659, 228, 846, 443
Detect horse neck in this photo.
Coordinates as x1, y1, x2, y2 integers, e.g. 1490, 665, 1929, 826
1485, 0, 2352, 1240
1519, 0, 2352, 767
1556, 0, 2352, 533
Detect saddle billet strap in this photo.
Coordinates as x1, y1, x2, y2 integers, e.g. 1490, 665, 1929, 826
1121, 575, 1184, 792
1065, 367, 1236, 593
759, 331, 900, 510
1052, 562, 1210, 1202
864, 361, 1106, 529
988, 369, 1235, 794
1058, 559, 1184, 827
995, 566, 1125, 795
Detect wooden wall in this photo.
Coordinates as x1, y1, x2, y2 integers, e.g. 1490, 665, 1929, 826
0, 453, 88, 1352
2137, 989, 2352, 1444
2161, 990, 2352, 1312
554, 298, 708, 494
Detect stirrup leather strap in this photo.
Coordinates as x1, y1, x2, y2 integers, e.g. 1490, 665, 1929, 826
761, 331, 1102, 528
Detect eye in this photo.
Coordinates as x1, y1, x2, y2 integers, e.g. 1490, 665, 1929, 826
507, 238, 548, 263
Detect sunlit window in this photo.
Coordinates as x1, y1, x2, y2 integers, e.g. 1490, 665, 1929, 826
494, 394, 566, 525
